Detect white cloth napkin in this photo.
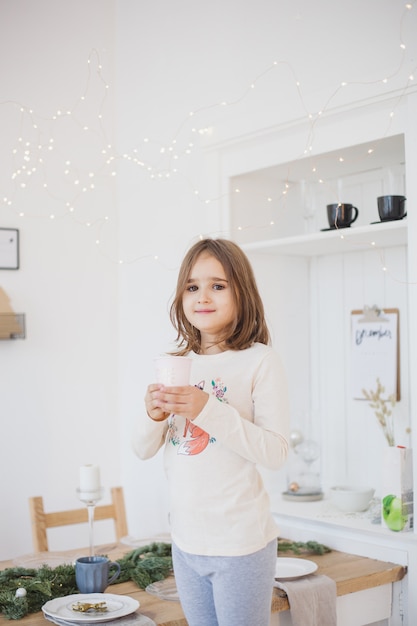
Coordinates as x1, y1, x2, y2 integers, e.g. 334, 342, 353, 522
274, 574, 337, 626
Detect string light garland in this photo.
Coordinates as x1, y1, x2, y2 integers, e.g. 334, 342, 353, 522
0, 4, 416, 273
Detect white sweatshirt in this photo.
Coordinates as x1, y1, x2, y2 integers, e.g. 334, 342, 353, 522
133, 343, 290, 557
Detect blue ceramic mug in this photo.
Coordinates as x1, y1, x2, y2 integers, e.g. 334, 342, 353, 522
75, 556, 121, 594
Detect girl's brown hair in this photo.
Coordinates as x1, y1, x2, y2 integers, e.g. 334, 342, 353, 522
170, 238, 270, 354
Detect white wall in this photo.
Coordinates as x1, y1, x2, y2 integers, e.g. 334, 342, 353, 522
0, 0, 120, 558
0, 0, 416, 560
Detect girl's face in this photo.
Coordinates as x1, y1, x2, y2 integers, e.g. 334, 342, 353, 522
182, 252, 237, 353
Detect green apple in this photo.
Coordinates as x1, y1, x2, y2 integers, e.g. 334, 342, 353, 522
382, 494, 407, 531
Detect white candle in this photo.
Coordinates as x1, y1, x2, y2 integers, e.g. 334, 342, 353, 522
79, 464, 101, 493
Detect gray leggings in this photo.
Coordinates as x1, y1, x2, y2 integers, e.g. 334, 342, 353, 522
172, 539, 277, 626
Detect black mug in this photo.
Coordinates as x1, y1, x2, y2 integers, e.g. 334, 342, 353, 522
327, 203, 359, 229
377, 195, 406, 222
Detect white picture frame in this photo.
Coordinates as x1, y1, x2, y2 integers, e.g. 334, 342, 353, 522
351, 308, 400, 401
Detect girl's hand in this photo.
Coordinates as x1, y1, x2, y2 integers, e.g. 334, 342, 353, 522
145, 383, 171, 422
153, 384, 209, 421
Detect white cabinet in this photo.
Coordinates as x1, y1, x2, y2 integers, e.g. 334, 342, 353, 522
226, 130, 411, 495
230, 134, 406, 246
212, 92, 417, 623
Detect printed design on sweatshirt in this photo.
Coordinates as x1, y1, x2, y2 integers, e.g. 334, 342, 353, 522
167, 377, 228, 455
211, 377, 228, 402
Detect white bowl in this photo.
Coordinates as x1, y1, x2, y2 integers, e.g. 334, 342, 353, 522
329, 486, 375, 512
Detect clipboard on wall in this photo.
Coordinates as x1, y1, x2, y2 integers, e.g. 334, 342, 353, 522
351, 307, 400, 400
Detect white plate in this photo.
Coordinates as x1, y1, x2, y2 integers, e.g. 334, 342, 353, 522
44, 611, 155, 626
275, 558, 318, 580
13, 552, 80, 568
42, 594, 139, 623
13, 546, 119, 569
120, 534, 171, 548
145, 579, 179, 601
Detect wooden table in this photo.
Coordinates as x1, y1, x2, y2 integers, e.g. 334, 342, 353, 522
0, 544, 407, 626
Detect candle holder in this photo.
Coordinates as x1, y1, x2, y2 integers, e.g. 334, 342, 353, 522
283, 436, 323, 502
76, 487, 103, 557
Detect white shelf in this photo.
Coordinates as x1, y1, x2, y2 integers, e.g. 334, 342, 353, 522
271, 494, 389, 537
241, 219, 407, 257
269, 494, 416, 580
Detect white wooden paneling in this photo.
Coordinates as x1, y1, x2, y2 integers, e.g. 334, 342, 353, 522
249, 240, 409, 496
307, 244, 409, 491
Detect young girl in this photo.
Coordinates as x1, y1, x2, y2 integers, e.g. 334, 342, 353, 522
133, 238, 289, 626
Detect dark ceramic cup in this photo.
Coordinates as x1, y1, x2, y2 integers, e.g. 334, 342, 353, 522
327, 203, 359, 228
75, 555, 121, 594
377, 195, 406, 221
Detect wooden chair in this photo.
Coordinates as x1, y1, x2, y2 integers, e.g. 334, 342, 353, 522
29, 486, 128, 552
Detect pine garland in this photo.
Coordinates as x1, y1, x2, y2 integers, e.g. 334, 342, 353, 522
116, 542, 172, 588
0, 540, 330, 619
278, 539, 331, 555
0, 543, 172, 620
